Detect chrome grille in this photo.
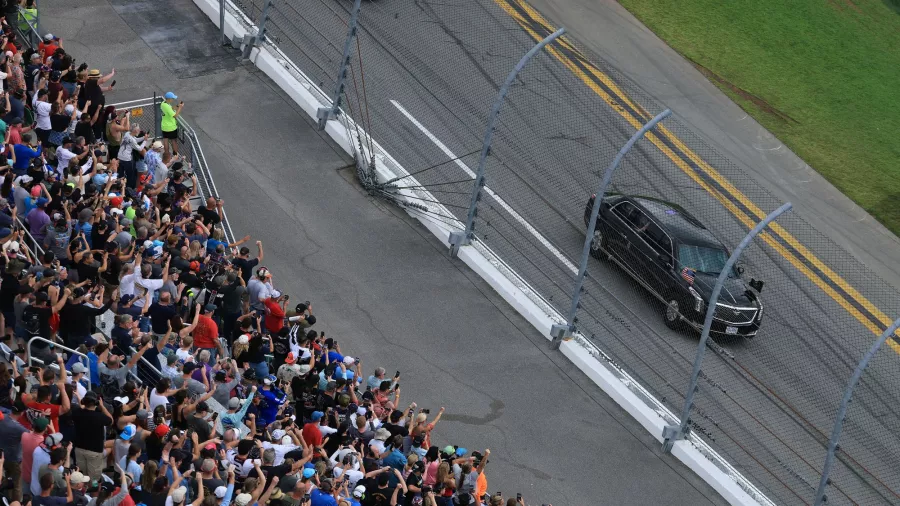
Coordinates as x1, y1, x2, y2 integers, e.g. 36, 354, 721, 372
713, 304, 758, 324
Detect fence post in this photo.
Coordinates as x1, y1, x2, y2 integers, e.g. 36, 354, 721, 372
662, 202, 793, 453
448, 27, 566, 257
316, 0, 362, 131
153, 92, 161, 138
812, 316, 900, 505
220, 0, 227, 45
241, 0, 272, 59
549, 109, 671, 350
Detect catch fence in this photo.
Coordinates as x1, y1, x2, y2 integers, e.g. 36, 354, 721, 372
219, 0, 900, 504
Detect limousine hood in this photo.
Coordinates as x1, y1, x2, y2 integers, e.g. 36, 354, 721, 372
691, 273, 757, 307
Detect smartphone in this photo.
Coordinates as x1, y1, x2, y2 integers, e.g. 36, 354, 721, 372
394, 383, 400, 391
517, 493, 522, 501
110, 80, 116, 87
395, 371, 400, 378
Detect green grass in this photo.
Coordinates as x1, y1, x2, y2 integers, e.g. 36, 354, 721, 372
618, 0, 900, 235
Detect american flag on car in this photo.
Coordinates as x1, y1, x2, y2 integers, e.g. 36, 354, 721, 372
681, 267, 696, 284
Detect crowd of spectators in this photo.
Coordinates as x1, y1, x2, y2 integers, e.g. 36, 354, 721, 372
0, 5, 546, 506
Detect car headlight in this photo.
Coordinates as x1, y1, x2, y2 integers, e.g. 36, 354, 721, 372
688, 286, 704, 312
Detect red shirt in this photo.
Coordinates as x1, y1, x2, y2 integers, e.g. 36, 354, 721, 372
264, 299, 285, 333
192, 315, 219, 349
23, 401, 61, 432
38, 41, 59, 58
301, 422, 323, 447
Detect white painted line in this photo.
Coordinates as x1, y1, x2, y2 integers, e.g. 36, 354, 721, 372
390, 99, 578, 275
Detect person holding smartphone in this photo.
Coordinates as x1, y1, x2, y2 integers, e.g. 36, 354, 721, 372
159, 92, 183, 157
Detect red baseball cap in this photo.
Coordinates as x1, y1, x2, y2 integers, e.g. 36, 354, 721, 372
154, 424, 170, 438
110, 196, 124, 208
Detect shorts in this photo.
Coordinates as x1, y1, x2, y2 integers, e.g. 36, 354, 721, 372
162, 128, 179, 139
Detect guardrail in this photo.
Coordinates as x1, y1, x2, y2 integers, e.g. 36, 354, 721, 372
26, 336, 92, 390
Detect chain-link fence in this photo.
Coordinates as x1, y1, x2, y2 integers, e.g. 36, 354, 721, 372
221, 0, 900, 504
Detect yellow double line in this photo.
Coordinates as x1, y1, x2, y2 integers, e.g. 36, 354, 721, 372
494, 0, 900, 353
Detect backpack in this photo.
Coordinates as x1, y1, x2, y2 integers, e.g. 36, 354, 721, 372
99, 371, 121, 399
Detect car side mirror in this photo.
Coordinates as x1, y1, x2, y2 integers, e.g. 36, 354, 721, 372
657, 253, 671, 268
749, 278, 764, 292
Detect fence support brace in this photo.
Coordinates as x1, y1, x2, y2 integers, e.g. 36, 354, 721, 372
550, 109, 671, 350
662, 202, 793, 453
449, 27, 566, 257
240, 0, 272, 60
317, 0, 362, 130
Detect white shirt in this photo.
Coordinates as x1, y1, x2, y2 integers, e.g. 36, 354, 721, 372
261, 442, 298, 466
56, 147, 76, 176
149, 388, 169, 413
175, 348, 193, 363
33, 98, 52, 130
121, 267, 163, 308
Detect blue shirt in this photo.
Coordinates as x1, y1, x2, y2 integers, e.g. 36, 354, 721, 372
12, 144, 41, 173
87, 352, 100, 386
206, 238, 226, 254
259, 388, 286, 425
310, 488, 338, 506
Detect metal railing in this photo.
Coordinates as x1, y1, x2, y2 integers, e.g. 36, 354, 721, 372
16, 4, 41, 50
110, 96, 237, 243
26, 336, 92, 390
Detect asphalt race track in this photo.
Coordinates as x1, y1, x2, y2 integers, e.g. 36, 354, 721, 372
243, 0, 900, 504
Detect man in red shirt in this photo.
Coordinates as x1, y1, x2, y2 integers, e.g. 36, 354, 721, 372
301, 410, 324, 447
37, 34, 61, 60
263, 295, 287, 334
22, 356, 70, 432
193, 304, 223, 362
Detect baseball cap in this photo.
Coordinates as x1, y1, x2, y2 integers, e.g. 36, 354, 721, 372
214, 486, 227, 499
120, 424, 136, 441
310, 411, 324, 422
302, 468, 316, 479
234, 493, 252, 506
164, 92, 178, 100
71, 362, 87, 374
285, 352, 296, 365
153, 424, 170, 438
204, 303, 217, 313
43, 33, 54, 41
33, 417, 49, 432
263, 374, 276, 385
228, 397, 241, 410
353, 485, 366, 498
70, 471, 90, 484
172, 486, 187, 504
36, 197, 48, 208
182, 362, 196, 374
271, 429, 286, 440
45, 433, 63, 447
110, 196, 123, 207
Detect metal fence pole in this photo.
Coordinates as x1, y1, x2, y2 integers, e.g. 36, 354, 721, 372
241, 0, 272, 59
549, 109, 671, 350
448, 27, 566, 257
813, 316, 900, 505
153, 92, 161, 138
316, 0, 362, 131
662, 202, 793, 452
220, 0, 226, 45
